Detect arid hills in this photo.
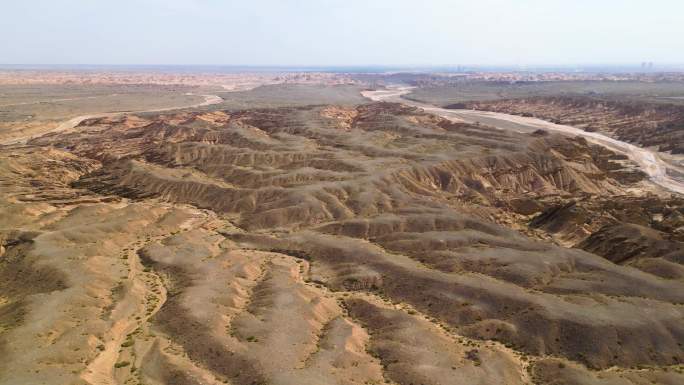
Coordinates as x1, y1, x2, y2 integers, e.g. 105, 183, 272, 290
1, 81, 684, 385
0, 69, 356, 88
455, 96, 684, 154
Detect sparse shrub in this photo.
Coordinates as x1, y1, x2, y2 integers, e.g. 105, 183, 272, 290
114, 361, 130, 368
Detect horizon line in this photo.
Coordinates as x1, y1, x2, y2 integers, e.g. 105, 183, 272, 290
2, 63, 684, 75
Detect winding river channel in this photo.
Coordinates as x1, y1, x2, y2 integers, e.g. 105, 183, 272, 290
1, 93, 223, 146
363, 86, 684, 195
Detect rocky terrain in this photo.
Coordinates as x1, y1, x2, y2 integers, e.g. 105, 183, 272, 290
1, 97, 684, 385
455, 96, 684, 153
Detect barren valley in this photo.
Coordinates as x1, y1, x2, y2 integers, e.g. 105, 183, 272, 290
1, 72, 684, 385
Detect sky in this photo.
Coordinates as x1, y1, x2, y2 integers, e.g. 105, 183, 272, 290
1, 0, 683, 67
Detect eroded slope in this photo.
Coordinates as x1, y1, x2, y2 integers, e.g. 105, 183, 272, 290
456, 96, 684, 153
1, 101, 683, 385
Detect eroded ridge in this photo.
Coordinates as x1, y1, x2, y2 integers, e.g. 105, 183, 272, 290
1, 102, 683, 385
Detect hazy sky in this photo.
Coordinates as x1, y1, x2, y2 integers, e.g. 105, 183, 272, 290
2, 0, 683, 66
